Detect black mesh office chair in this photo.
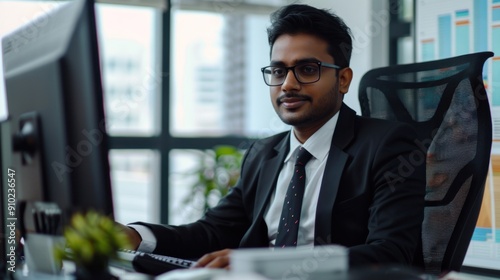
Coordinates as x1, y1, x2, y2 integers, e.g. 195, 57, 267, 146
358, 51, 494, 275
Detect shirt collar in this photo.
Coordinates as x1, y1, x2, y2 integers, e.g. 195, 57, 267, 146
285, 113, 339, 163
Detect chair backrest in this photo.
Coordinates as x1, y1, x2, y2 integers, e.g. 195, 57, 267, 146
358, 51, 494, 275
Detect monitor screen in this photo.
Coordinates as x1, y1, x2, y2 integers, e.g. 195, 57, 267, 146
1, 0, 113, 249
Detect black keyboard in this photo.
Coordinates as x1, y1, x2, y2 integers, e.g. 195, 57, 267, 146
113, 249, 196, 276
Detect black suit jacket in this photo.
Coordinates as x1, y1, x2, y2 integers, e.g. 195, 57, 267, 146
135, 104, 425, 267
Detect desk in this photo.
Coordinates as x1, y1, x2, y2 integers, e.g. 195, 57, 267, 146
11, 261, 152, 280
8, 264, 422, 280
155, 267, 427, 280
10, 263, 500, 280
155, 269, 500, 280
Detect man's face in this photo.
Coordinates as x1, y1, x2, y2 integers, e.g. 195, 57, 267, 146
269, 33, 351, 131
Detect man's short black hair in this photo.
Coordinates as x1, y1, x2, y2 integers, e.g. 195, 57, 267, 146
267, 4, 353, 68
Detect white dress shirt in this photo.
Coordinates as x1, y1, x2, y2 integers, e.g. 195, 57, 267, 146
264, 114, 338, 247
130, 114, 338, 252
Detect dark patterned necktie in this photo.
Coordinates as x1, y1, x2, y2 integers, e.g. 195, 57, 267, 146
275, 146, 313, 248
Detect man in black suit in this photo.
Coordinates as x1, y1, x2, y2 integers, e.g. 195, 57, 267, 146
122, 4, 425, 269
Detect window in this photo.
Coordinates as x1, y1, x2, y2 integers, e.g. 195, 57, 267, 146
169, 7, 287, 138
166, 1, 288, 223
98, 0, 289, 224
110, 150, 160, 224
96, 3, 163, 224
96, 4, 161, 137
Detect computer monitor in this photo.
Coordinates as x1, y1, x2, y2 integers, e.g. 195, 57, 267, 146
1, 0, 113, 242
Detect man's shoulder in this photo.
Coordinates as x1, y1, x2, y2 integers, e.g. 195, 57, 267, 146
248, 130, 289, 151
355, 115, 415, 132
351, 115, 419, 146
338, 104, 416, 137
237, 131, 289, 168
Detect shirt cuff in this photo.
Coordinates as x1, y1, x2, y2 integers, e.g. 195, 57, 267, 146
127, 224, 157, 253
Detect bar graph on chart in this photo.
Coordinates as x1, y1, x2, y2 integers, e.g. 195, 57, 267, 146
416, 0, 500, 272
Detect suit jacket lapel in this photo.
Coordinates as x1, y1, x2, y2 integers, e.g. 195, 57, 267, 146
253, 134, 290, 219
314, 104, 356, 244
240, 133, 289, 247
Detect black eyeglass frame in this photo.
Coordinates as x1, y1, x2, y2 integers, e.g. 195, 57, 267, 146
260, 61, 341, 86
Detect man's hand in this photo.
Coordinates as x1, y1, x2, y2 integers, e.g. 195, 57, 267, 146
115, 222, 142, 250
192, 249, 232, 270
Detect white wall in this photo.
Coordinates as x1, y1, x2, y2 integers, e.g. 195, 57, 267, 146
302, 0, 389, 114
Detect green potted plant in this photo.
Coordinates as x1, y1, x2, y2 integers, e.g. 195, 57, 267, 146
55, 211, 131, 280
181, 145, 243, 215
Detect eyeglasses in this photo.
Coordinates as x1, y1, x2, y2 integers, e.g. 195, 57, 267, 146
261, 61, 341, 86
